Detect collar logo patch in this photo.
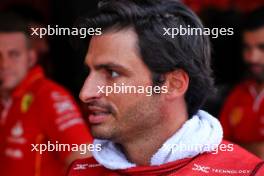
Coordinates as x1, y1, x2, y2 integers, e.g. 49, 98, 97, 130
229, 107, 243, 127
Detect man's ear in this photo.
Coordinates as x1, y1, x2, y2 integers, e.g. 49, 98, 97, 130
163, 69, 189, 100
28, 49, 37, 68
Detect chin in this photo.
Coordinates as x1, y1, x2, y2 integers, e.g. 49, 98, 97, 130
90, 125, 114, 140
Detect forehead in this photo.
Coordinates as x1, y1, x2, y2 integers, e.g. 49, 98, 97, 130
85, 28, 141, 66
243, 27, 264, 44
0, 32, 27, 50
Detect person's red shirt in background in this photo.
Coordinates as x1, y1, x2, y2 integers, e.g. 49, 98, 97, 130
0, 66, 93, 176
220, 80, 264, 142
220, 79, 264, 158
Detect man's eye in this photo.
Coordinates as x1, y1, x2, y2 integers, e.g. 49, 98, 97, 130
108, 70, 120, 78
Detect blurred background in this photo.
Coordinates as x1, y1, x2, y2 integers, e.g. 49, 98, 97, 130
0, 0, 264, 175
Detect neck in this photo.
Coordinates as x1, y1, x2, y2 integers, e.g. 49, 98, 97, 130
120, 102, 188, 166
121, 124, 172, 165
255, 82, 264, 94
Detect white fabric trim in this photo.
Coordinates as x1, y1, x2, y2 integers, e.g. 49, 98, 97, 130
253, 90, 264, 112
0, 98, 12, 125
93, 140, 136, 169
248, 85, 264, 112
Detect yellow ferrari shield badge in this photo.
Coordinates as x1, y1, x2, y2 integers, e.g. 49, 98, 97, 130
21, 93, 34, 113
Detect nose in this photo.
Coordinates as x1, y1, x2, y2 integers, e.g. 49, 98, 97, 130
79, 73, 103, 103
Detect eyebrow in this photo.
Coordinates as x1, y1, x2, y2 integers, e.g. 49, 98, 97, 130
93, 62, 132, 74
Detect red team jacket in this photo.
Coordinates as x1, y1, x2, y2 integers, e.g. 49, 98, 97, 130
0, 66, 93, 176
220, 80, 264, 143
68, 141, 264, 176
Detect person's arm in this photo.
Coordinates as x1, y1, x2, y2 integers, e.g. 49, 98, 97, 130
37, 84, 93, 166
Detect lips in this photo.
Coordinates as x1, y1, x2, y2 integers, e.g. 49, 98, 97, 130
87, 106, 111, 124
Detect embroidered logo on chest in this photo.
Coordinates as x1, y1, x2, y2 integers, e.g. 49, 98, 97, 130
21, 93, 34, 113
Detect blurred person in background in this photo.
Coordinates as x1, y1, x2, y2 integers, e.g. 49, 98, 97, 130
220, 7, 264, 159
6, 5, 52, 77
0, 13, 93, 176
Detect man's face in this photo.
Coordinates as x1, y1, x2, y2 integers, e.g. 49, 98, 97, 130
80, 29, 164, 142
0, 33, 34, 92
243, 27, 264, 82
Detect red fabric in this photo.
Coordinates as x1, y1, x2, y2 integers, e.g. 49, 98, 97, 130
220, 80, 264, 143
0, 66, 93, 176
68, 140, 264, 176
183, 0, 263, 13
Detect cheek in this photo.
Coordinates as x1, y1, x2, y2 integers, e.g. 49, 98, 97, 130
18, 53, 31, 69
11, 57, 30, 81
108, 91, 147, 118
105, 75, 153, 115
109, 93, 141, 113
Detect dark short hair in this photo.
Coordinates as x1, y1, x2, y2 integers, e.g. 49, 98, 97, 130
0, 12, 31, 44
76, 0, 214, 117
242, 6, 264, 32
